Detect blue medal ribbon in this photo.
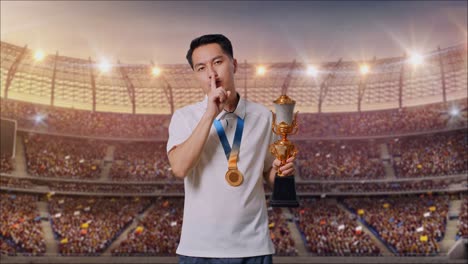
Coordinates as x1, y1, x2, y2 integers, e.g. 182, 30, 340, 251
213, 116, 244, 163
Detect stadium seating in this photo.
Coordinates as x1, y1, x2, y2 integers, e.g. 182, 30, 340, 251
0, 193, 46, 256
342, 195, 449, 256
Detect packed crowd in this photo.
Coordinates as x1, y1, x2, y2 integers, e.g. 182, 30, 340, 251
296, 183, 333, 193
296, 140, 385, 180
49, 195, 151, 255
455, 196, 468, 240
47, 182, 158, 194
1, 98, 465, 140
47, 181, 183, 194
296, 179, 455, 194
292, 198, 381, 256
110, 142, 172, 181
1, 175, 458, 196
111, 198, 183, 256
0, 99, 169, 138
298, 99, 467, 137
0, 192, 46, 255
0, 237, 18, 256
333, 180, 451, 193
0, 154, 14, 173
268, 207, 298, 256
342, 195, 449, 256
0, 192, 463, 257
0, 176, 34, 189
389, 130, 467, 178
24, 133, 107, 180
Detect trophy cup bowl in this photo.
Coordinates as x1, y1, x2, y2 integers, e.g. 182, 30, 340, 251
269, 95, 299, 207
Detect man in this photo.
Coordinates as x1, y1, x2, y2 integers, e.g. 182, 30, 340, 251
167, 34, 295, 264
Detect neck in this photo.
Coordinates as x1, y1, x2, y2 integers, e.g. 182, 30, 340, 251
224, 93, 239, 113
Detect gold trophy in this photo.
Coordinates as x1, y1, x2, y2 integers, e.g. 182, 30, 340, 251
269, 94, 299, 207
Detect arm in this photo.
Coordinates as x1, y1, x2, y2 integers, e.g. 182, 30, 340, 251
168, 111, 216, 178
168, 76, 230, 178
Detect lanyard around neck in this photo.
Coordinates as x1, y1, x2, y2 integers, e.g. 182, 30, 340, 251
213, 116, 244, 169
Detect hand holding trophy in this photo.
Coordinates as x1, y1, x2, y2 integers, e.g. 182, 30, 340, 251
269, 94, 299, 207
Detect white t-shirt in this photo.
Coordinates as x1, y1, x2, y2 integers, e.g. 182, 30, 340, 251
167, 96, 276, 257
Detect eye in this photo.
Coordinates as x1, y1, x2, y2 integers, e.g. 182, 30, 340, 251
196, 66, 205, 72
214, 60, 222, 65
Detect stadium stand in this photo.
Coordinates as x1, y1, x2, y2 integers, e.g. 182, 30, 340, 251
0, 154, 14, 173
48, 196, 151, 255
0, 193, 46, 256
342, 195, 449, 256
110, 142, 172, 181
388, 130, 467, 178
23, 134, 106, 180
292, 198, 381, 256
296, 140, 384, 180
455, 197, 468, 240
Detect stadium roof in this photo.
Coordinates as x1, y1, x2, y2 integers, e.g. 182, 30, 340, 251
1, 41, 467, 114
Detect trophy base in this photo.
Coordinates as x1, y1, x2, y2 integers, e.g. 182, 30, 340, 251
269, 175, 299, 208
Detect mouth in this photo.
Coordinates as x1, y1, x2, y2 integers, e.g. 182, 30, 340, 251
215, 80, 222, 87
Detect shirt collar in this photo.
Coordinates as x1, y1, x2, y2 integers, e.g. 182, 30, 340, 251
201, 93, 246, 120
216, 93, 245, 120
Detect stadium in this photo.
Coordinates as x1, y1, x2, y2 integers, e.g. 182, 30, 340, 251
1, 2, 467, 264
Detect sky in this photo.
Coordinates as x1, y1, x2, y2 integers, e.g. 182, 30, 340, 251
1, 1, 466, 65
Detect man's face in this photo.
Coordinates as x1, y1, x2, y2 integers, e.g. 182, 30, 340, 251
191, 43, 237, 95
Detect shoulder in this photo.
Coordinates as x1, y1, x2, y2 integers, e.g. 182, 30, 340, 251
244, 99, 272, 119
172, 101, 205, 120
175, 101, 204, 114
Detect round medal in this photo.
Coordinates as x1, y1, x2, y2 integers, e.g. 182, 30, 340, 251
225, 169, 244, 187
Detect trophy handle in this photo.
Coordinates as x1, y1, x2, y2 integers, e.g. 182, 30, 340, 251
271, 111, 278, 134
290, 111, 299, 135
291, 145, 298, 158
269, 144, 277, 157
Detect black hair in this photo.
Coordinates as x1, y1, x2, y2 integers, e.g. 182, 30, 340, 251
186, 34, 234, 69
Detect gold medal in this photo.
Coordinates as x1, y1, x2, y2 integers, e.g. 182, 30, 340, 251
225, 169, 244, 187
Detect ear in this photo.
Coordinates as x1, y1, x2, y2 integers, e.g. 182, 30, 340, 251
233, 59, 238, 74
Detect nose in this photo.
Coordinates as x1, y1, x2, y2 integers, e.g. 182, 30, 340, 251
208, 65, 218, 80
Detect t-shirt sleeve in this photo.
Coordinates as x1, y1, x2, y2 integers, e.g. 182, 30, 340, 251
263, 115, 278, 173
166, 110, 192, 154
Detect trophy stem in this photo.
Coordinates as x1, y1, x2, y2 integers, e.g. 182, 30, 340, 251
281, 134, 287, 142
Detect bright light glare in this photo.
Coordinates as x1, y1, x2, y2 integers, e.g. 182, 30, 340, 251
409, 53, 424, 66
360, 64, 370, 75
256, 66, 266, 76
34, 114, 45, 124
34, 50, 45, 61
450, 107, 460, 117
99, 60, 111, 73
307, 65, 318, 77
151, 67, 161, 76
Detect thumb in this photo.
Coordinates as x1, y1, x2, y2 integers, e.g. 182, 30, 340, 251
273, 159, 282, 168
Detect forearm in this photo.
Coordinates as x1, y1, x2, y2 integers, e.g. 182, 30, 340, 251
168, 112, 216, 178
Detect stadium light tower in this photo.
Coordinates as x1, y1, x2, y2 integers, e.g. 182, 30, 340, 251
256, 66, 266, 76
34, 50, 45, 61
409, 53, 423, 66
307, 65, 318, 77
99, 60, 111, 73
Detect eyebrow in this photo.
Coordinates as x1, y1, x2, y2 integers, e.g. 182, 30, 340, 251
194, 55, 224, 69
